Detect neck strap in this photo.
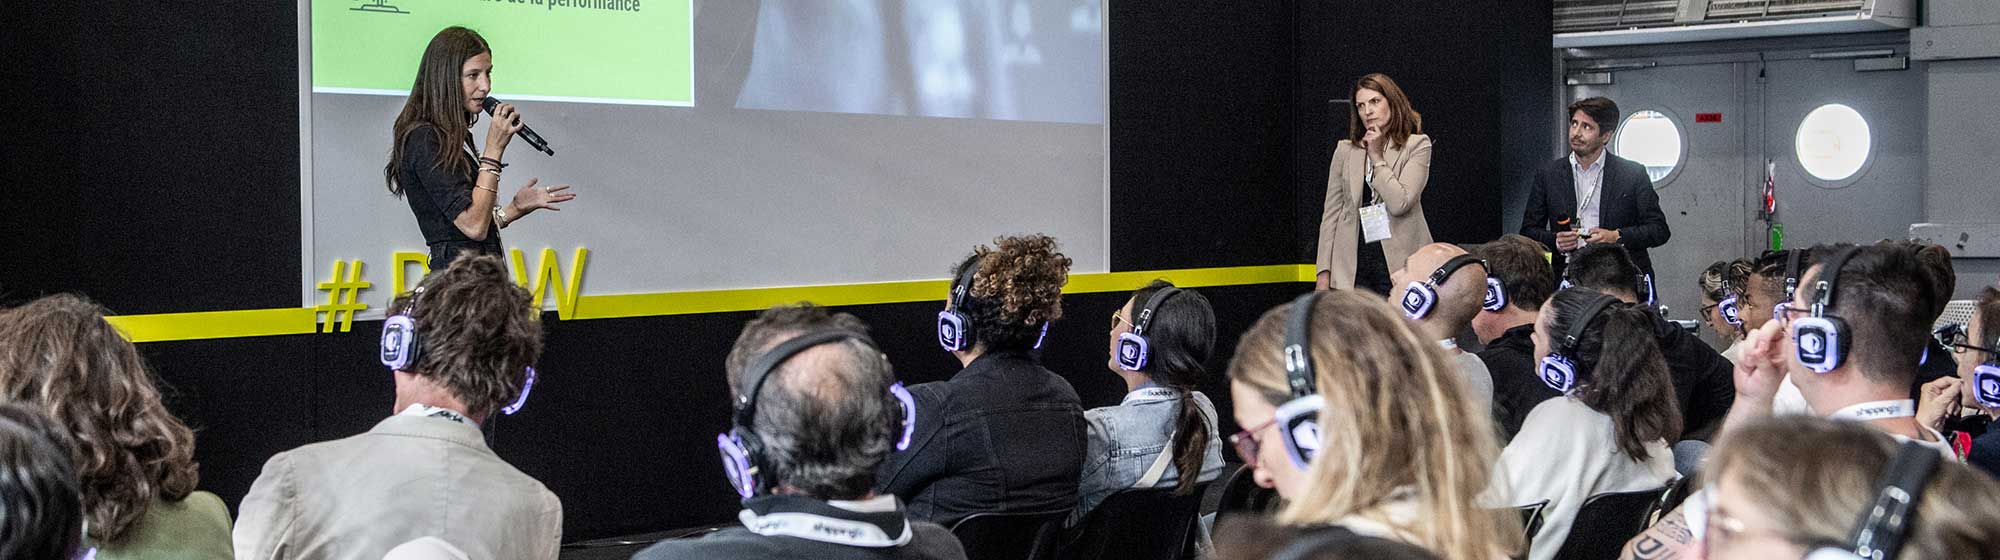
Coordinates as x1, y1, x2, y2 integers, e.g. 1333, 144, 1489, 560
1132, 286, 1183, 337
1283, 292, 1321, 398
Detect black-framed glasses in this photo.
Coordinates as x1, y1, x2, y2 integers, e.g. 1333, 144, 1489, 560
1699, 302, 1720, 317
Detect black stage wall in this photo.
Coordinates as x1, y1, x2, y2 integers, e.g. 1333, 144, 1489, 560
3, 0, 1551, 540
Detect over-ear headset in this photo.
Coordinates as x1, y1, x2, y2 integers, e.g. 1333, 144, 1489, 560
1538, 291, 1620, 393
1971, 330, 2000, 410
937, 263, 980, 352
1775, 249, 1805, 321
1483, 277, 1507, 312
381, 286, 539, 416
1553, 266, 1651, 307
1117, 286, 1184, 371
1274, 292, 1326, 469
1718, 275, 1743, 327
1793, 248, 1854, 374
1400, 255, 1486, 320
1800, 441, 1943, 560
717, 330, 916, 500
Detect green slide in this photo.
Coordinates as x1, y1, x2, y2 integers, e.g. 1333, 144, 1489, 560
312, 0, 693, 106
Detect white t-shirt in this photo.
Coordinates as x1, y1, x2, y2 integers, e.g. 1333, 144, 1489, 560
1772, 374, 1813, 416
1492, 398, 1677, 560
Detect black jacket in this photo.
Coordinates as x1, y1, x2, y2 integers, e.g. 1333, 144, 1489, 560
1521, 153, 1671, 275
876, 351, 1087, 526
1652, 313, 1736, 442
1478, 324, 1562, 443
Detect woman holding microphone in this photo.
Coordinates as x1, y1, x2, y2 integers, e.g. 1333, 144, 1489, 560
1316, 73, 1433, 294
384, 26, 575, 271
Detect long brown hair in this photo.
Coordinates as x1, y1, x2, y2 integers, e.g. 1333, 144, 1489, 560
1228, 290, 1518, 560
1126, 280, 1216, 496
1346, 73, 1423, 150
1543, 289, 1682, 460
0, 294, 200, 544
384, 26, 489, 196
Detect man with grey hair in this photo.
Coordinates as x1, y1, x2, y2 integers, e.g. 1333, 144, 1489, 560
635, 304, 966, 560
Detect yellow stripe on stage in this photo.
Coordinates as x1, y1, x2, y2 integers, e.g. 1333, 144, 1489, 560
106, 264, 1316, 343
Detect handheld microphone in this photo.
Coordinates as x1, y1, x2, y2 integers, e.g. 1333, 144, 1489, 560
481, 97, 555, 156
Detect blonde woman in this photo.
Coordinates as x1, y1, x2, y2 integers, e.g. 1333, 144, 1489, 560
1693, 415, 2000, 560
1223, 290, 1517, 560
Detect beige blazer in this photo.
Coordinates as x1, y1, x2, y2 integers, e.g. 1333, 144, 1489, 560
1316, 134, 1434, 289
234, 414, 563, 560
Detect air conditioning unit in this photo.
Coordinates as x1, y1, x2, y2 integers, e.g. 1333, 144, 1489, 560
1554, 0, 1917, 47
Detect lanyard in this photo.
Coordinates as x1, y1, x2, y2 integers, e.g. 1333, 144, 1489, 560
739, 510, 910, 548
1828, 400, 1917, 422
399, 403, 474, 426
1123, 387, 1180, 406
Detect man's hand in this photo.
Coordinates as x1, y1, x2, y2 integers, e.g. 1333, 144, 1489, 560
1587, 228, 1622, 245
1556, 230, 1582, 252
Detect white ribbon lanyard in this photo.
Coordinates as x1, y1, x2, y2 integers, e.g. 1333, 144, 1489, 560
1827, 399, 1917, 422
399, 403, 474, 426
739, 510, 911, 548
1360, 155, 1391, 243
1123, 387, 1179, 406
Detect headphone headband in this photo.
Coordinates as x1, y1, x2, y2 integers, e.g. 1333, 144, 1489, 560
1283, 292, 1320, 398
1811, 248, 1857, 315
1561, 292, 1621, 356
1840, 441, 1943, 560
1132, 286, 1183, 337
735, 330, 873, 429
1428, 255, 1486, 288
950, 260, 980, 311
1785, 249, 1805, 299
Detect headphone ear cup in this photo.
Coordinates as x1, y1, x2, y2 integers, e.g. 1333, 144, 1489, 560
890, 382, 917, 451
1274, 394, 1326, 469
1539, 354, 1576, 393
1720, 296, 1742, 326
716, 431, 758, 500
1116, 332, 1150, 371
381, 314, 420, 370
937, 311, 971, 352
1400, 282, 1437, 320
1483, 277, 1506, 312
1972, 365, 2000, 410
1793, 316, 1847, 374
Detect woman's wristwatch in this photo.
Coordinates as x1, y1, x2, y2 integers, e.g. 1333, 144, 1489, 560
493, 204, 509, 228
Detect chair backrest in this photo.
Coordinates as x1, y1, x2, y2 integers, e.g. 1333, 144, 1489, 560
1551, 487, 1670, 560
1214, 464, 1278, 522
1060, 486, 1208, 560
1496, 500, 1549, 560
1653, 476, 1695, 525
951, 509, 1072, 560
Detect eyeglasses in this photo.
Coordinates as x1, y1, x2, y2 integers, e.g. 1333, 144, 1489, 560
1771, 302, 1839, 325
1110, 311, 1133, 332
1699, 302, 1720, 317
1698, 487, 1806, 557
1228, 418, 1277, 468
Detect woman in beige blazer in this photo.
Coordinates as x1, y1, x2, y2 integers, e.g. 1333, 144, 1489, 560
1316, 73, 1433, 293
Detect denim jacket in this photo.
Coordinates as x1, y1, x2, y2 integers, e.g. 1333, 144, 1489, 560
1069, 387, 1226, 525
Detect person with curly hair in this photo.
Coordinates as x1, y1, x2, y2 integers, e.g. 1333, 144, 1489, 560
877, 234, 1086, 527
234, 254, 561, 560
0, 294, 232, 559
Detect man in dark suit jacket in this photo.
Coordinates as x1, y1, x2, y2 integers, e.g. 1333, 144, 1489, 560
1521, 97, 1672, 277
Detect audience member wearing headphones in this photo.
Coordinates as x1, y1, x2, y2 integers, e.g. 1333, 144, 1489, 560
1747, 249, 1816, 415
1390, 243, 1497, 414
1222, 290, 1519, 560
0, 294, 232, 558
1623, 244, 1956, 560
1493, 288, 1681, 560
877, 234, 1085, 527
235, 254, 560, 560
1072, 280, 1226, 526
1916, 284, 2000, 479
1901, 240, 1962, 393
1213, 517, 1442, 560
1697, 259, 1753, 362
640, 304, 966, 560
1471, 234, 1562, 442
1563, 244, 1735, 442
0, 403, 85, 560
1690, 415, 2000, 560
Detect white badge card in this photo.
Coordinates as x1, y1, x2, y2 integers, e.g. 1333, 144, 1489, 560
1360, 204, 1391, 243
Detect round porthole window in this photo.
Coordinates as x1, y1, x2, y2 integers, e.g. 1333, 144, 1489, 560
1613, 110, 1684, 186
1795, 103, 1872, 184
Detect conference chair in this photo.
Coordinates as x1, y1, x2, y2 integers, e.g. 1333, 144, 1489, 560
951, 509, 1071, 560
1550, 487, 1670, 560
1060, 485, 1209, 560
1213, 465, 1278, 521
1506, 500, 1549, 560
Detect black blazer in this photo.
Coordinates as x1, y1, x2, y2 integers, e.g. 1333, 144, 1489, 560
1520, 153, 1671, 275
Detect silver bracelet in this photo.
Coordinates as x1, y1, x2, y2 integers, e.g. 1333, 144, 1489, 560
493, 205, 508, 228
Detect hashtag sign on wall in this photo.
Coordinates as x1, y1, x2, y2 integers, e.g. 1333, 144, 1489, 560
316, 260, 372, 333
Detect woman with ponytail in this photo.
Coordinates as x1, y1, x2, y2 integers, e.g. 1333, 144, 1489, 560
1070, 280, 1227, 525
1493, 288, 1681, 560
